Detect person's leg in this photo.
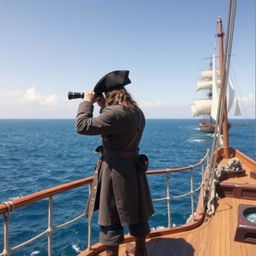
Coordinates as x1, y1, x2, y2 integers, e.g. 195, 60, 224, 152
105, 245, 119, 256
127, 221, 150, 256
100, 224, 124, 256
134, 236, 147, 256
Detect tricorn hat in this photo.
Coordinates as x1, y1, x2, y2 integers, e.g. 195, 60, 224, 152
93, 70, 131, 97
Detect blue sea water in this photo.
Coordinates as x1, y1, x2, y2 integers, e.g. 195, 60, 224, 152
0, 119, 255, 256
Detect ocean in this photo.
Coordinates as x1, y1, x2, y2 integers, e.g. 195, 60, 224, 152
0, 119, 255, 256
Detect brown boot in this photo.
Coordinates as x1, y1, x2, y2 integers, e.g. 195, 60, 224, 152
105, 245, 119, 256
125, 237, 147, 256
135, 236, 147, 256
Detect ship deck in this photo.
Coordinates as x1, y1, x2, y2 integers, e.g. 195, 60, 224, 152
115, 197, 256, 256
80, 155, 256, 256
117, 162, 256, 256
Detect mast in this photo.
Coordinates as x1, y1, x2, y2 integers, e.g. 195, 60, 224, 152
217, 17, 230, 158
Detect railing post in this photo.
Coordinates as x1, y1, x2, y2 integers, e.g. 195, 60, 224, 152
206, 149, 210, 167
203, 149, 210, 207
0, 179, 94, 256
190, 168, 194, 221
48, 197, 53, 256
202, 150, 209, 183
87, 183, 92, 250
3, 213, 10, 256
166, 173, 172, 227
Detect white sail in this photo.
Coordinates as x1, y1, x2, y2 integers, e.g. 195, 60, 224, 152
227, 78, 235, 112
196, 80, 212, 90
234, 99, 242, 116
211, 76, 235, 119
191, 99, 212, 117
200, 69, 220, 80
192, 53, 239, 122
210, 53, 219, 121
197, 79, 221, 91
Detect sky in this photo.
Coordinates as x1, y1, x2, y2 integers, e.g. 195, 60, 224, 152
0, 0, 255, 119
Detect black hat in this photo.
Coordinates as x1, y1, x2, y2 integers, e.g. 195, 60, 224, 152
93, 70, 131, 97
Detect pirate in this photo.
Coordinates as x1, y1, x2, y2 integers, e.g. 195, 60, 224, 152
76, 70, 154, 256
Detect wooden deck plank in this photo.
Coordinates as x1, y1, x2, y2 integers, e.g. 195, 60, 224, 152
137, 198, 256, 256
224, 199, 231, 256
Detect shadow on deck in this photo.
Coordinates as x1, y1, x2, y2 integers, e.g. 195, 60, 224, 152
146, 238, 194, 256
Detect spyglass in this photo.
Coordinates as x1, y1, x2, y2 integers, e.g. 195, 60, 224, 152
68, 92, 84, 100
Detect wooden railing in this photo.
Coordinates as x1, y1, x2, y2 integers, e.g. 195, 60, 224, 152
0, 150, 209, 256
147, 150, 209, 227
0, 178, 93, 256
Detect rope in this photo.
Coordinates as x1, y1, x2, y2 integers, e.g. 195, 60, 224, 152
1, 201, 15, 213
205, 157, 242, 216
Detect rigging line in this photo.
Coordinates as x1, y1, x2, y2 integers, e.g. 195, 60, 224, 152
224, 0, 237, 79
229, 65, 248, 118
207, 0, 237, 186
219, 0, 237, 122
218, 0, 237, 128
213, 29, 218, 54
221, 0, 236, 125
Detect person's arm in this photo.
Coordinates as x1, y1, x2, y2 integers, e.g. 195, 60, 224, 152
76, 101, 120, 135
76, 91, 115, 135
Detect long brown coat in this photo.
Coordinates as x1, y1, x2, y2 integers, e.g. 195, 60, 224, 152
76, 101, 154, 226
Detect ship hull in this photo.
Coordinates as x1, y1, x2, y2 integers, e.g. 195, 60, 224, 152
199, 121, 231, 133
199, 121, 215, 133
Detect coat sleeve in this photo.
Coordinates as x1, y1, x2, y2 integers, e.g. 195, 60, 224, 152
76, 101, 118, 135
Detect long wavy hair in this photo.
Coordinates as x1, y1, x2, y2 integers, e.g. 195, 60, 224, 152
105, 88, 138, 110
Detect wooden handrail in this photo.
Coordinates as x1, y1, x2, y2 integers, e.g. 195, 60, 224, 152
0, 152, 208, 215
234, 149, 256, 170
0, 177, 93, 214
147, 165, 198, 175
147, 156, 207, 175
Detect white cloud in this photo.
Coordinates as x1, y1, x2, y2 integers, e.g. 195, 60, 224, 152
40, 94, 58, 105
0, 88, 69, 118
23, 87, 58, 105
0, 88, 254, 119
139, 100, 170, 108
1, 90, 22, 97
23, 88, 41, 102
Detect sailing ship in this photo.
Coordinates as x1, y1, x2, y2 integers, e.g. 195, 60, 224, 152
0, 1, 255, 256
191, 52, 242, 133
